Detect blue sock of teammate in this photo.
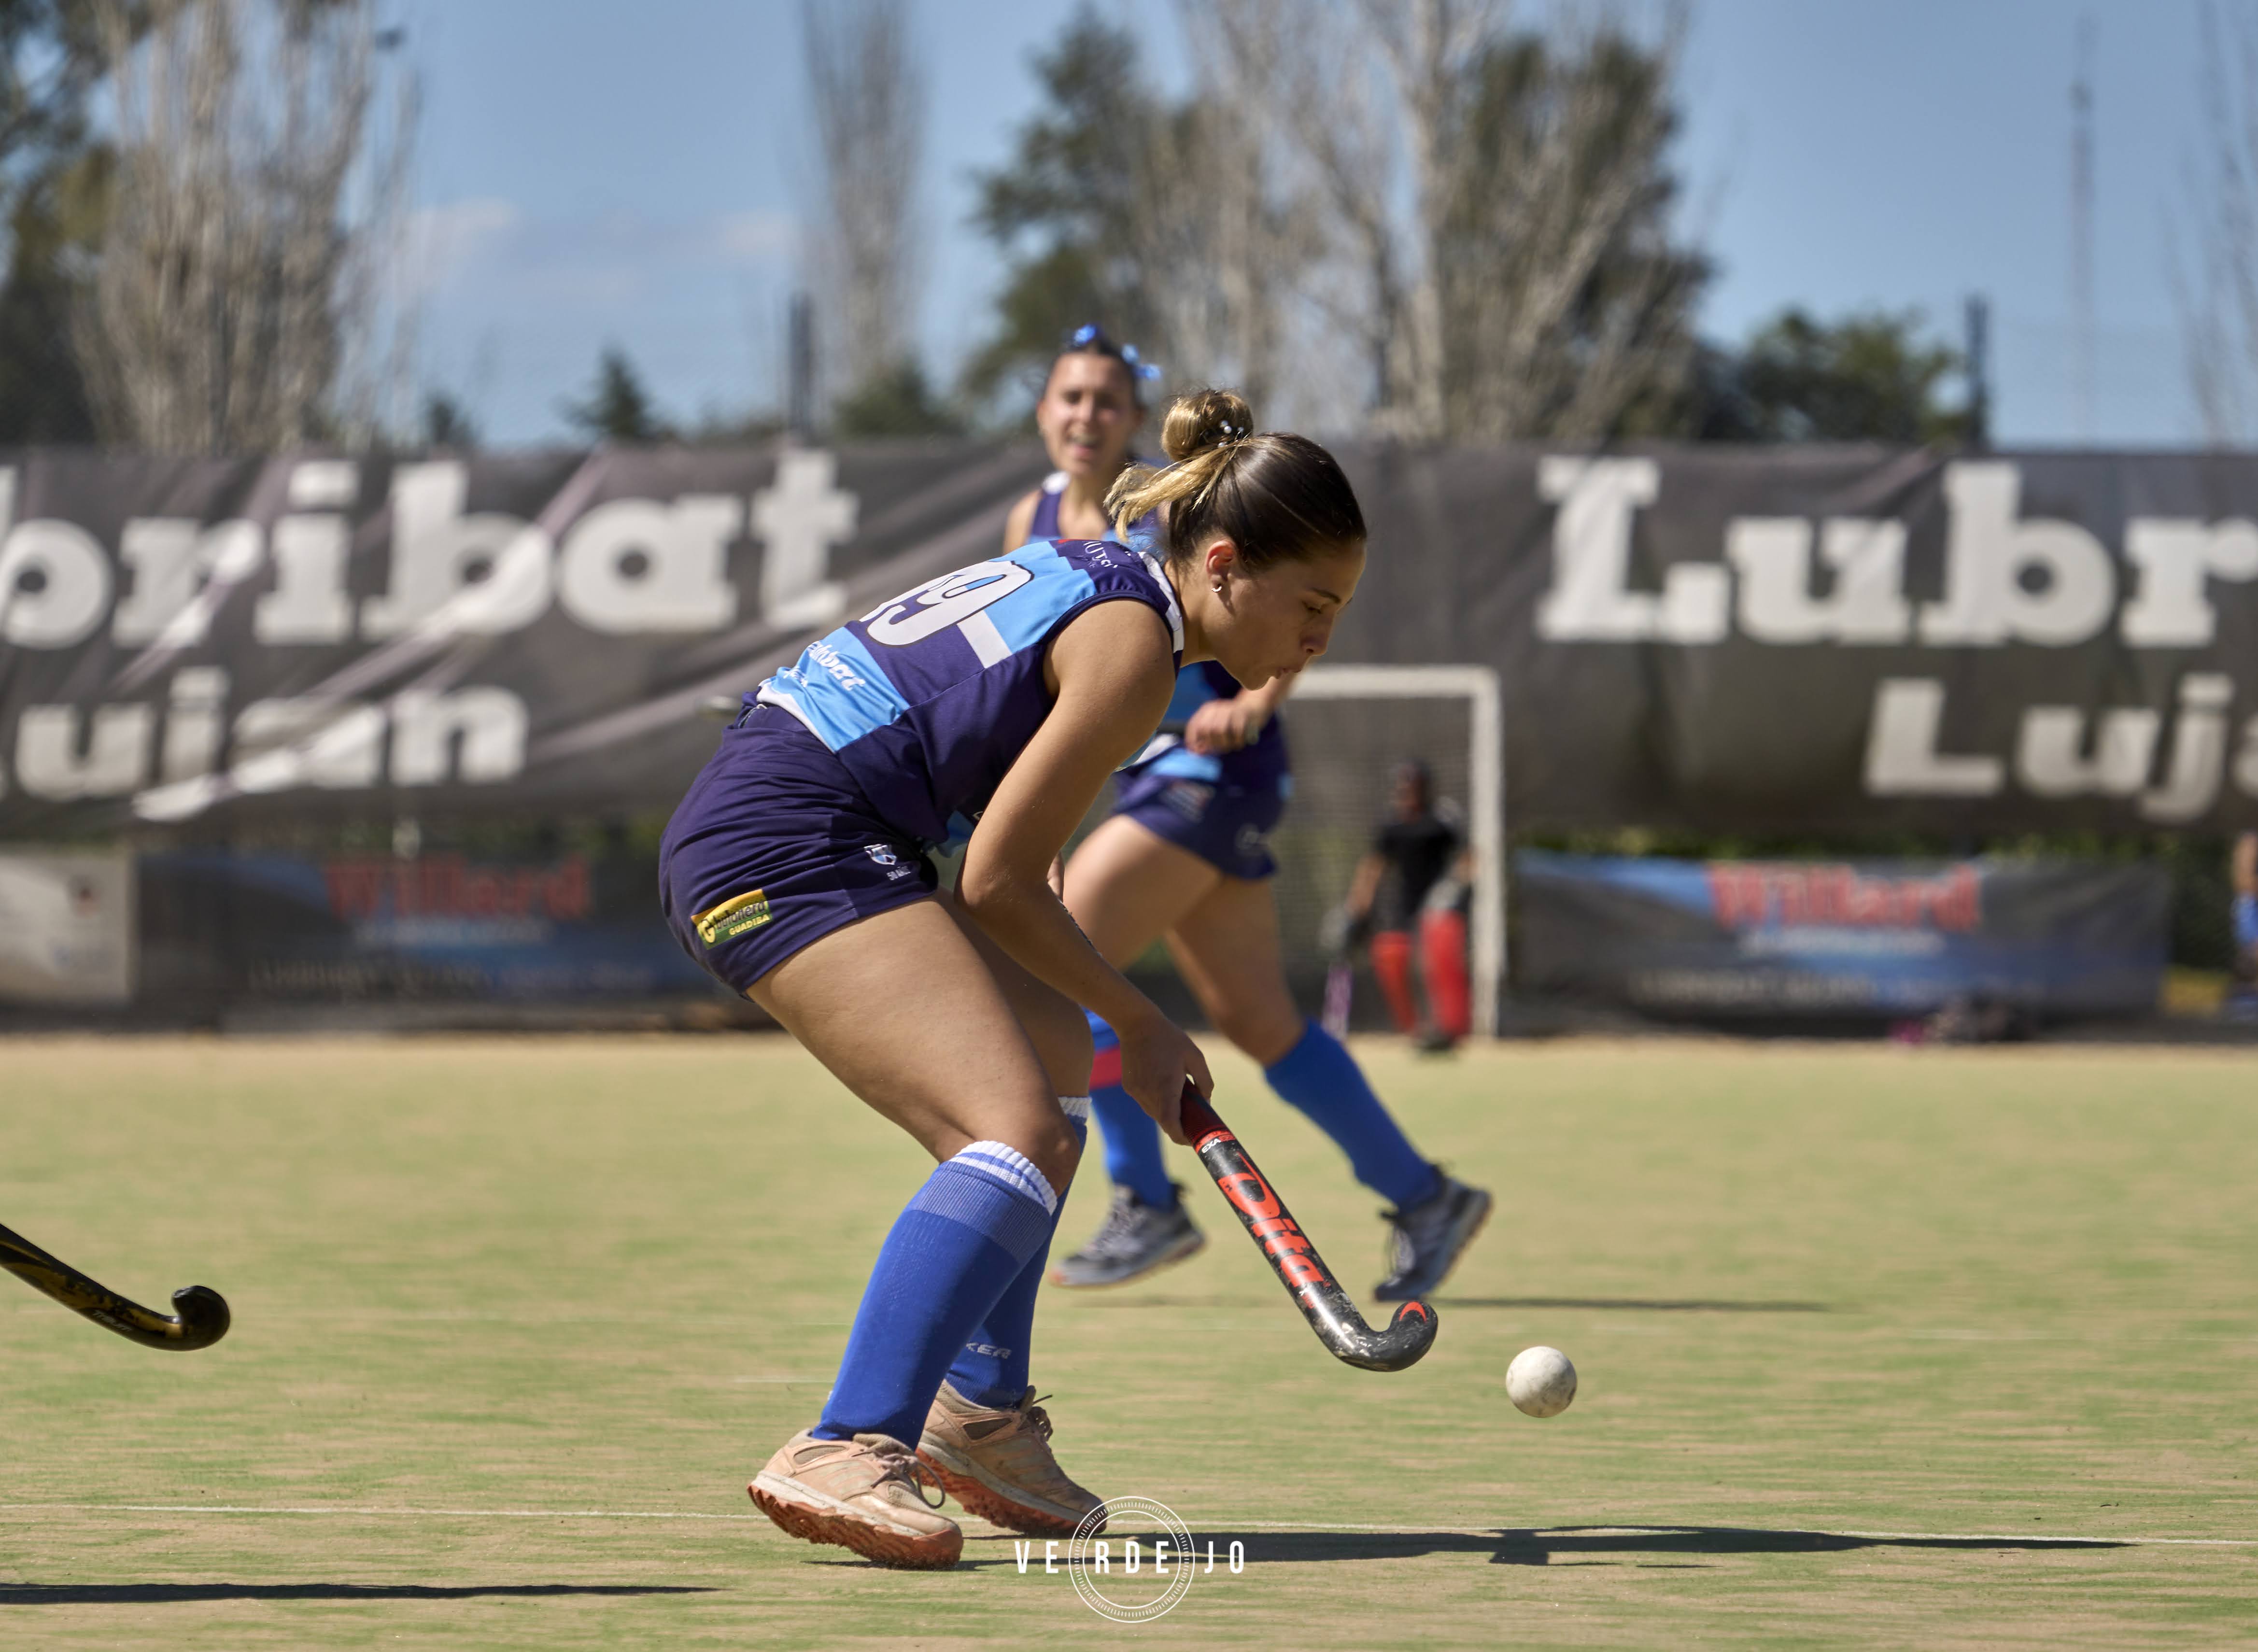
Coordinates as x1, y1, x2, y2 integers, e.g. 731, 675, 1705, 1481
946, 1098, 1088, 1408
815, 1141, 1060, 1445
1266, 1019, 1440, 1209
1086, 1012, 1177, 1208
1091, 1084, 1175, 1208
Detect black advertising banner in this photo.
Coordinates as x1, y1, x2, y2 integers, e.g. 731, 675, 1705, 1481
2, 443, 2257, 837
135, 849, 713, 1007
0, 443, 1051, 835
1513, 851, 2171, 1017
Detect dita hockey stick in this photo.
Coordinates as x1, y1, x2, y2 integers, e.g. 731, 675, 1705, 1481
0, 1220, 230, 1351
1177, 1085, 1436, 1372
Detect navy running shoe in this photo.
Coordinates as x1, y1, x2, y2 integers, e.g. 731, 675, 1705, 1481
1049, 1184, 1205, 1288
1373, 1172, 1492, 1301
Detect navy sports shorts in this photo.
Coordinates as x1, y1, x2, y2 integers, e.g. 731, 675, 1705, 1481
659, 704, 938, 994
1110, 762, 1289, 881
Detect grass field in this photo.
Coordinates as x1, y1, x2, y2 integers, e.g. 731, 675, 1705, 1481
4, 1032, 2257, 1649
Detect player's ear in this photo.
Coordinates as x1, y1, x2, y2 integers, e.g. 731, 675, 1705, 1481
1202, 537, 1242, 588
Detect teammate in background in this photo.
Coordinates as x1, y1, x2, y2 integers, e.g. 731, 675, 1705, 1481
2230, 832, 2258, 1018
1006, 335, 1490, 1299
999, 323, 1158, 548
1341, 761, 1474, 1052
661, 389, 1364, 1569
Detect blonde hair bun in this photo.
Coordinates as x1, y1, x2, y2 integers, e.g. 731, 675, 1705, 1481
1105, 384, 1362, 573
1160, 388, 1256, 462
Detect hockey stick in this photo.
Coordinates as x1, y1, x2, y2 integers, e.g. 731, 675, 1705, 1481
1177, 1085, 1436, 1372
0, 1220, 230, 1351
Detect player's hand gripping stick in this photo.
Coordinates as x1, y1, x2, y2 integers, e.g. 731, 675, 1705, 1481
1177, 1084, 1437, 1372
0, 1219, 231, 1351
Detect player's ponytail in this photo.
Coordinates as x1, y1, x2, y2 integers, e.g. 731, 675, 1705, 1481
1106, 388, 1366, 573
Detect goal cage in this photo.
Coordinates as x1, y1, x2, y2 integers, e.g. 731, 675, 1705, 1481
1266, 665, 1505, 1039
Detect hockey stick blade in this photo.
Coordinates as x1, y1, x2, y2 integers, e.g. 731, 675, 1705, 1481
1178, 1084, 1436, 1372
0, 1220, 231, 1351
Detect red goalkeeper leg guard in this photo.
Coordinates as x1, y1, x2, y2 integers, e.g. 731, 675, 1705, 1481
1370, 930, 1420, 1034
1420, 909, 1471, 1040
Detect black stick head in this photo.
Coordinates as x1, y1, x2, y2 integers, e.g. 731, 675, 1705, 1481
1371, 1298, 1439, 1370
168, 1285, 231, 1351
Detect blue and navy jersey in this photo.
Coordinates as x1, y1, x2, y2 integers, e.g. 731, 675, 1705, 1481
756, 539, 1185, 847
1032, 469, 1288, 791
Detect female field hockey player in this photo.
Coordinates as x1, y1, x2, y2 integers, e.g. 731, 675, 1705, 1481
660, 388, 1365, 1569
1001, 329, 1491, 1298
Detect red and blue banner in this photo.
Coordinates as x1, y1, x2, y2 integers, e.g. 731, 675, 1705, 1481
1513, 852, 2171, 1018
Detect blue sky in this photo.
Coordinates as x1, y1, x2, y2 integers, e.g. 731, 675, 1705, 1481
404, 0, 2209, 447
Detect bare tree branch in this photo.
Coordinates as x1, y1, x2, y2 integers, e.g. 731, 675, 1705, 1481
78, 0, 415, 453
1199, 0, 1699, 440
2178, 0, 2258, 445
802, 0, 922, 405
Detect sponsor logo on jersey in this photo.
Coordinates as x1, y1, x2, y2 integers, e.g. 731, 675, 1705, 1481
1235, 824, 1268, 860
692, 889, 772, 946
1161, 780, 1212, 822
864, 842, 917, 880
805, 638, 868, 691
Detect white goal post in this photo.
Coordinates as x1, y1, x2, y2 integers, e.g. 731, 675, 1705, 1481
1291, 664, 1506, 1037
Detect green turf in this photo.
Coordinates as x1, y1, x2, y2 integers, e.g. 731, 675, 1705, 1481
4, 1033, 2256, 1648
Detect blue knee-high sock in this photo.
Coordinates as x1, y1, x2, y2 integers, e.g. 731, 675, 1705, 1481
947, 1099, 1088, 1408
1086, 1011, 1177, 1208
1092, 1084, 1175, 1208
815, 1142, 1059, 1445
1265, 1019, 1440, 1209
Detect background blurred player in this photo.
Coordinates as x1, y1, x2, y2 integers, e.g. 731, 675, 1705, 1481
660, 389, 1362, 1568
1000, 349, 1490, 1300
1340, 760, 1474, 1053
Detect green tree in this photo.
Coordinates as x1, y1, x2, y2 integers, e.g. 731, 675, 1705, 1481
560, 346, 668, 444
420, 389, 478, 450
0, 0, 113, 445
1715, 307, 1971, 444
831, 360, 964, 438
960, 8, 1161, 413
1435, 23, 1710, 439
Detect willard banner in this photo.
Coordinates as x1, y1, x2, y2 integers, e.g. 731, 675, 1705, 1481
1, 444, 2256, 835
1513, 852, 2172, 1017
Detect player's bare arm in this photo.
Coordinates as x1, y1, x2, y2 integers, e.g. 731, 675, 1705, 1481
1184, 671, 1295, 754
957, 598, 1212, 1140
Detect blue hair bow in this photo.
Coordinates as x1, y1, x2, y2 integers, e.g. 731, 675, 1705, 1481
1066, 323, 1163, 381
1119, 342, 1164, 382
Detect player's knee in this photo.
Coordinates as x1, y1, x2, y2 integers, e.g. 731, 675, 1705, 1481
1214, 995, 1304, 1068
1020, 1110, 1083, 1197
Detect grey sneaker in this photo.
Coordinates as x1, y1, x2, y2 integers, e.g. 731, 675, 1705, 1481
1049, 1183, 1205, 1288
1373, 1172, 1492, 1301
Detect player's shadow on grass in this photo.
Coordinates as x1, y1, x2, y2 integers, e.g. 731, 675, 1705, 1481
1438, 1296, 1833, 1313
1163, 1527, 2126, 1568
0, 1583, 718, 1604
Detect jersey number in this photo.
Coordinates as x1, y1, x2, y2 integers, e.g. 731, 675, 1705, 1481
862, 560, 1033, 649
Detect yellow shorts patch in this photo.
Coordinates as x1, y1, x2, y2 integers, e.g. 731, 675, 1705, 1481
693, 889, 772, 947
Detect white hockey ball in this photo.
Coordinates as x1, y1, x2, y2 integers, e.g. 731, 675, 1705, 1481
1506, 1345, 1577, 1417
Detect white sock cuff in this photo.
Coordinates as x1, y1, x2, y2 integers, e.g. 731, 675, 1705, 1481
955, 1140, 1058, 1214
1057, 1094, 1090, 1123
